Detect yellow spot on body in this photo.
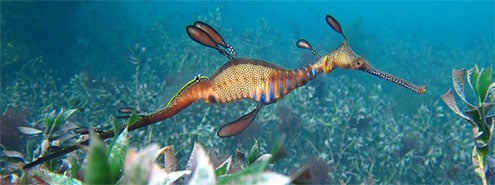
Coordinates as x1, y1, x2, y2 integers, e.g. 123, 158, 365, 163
212, 63, 275, 103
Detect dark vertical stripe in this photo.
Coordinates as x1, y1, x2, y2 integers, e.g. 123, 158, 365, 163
282, 71, 288, 95
303, 67, 310, 82
269, 79, 274, 102
272, 73, 278, 100
286, 71, 291, 92
276, 71, 282, 98
259, 91, 266, 103
296, 72, 301, 87
279, 73, 284, 97
299, 68, 307, 86
294, 70, 300, 87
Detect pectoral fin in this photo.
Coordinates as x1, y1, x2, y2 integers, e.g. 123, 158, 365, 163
217, 103, 263, 137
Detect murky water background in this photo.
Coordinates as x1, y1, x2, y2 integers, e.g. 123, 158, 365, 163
1, 1, 494, 184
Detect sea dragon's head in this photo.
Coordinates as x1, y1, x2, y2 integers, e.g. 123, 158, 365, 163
302, 15, 426, 94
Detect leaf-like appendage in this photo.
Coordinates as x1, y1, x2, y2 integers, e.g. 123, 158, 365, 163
252, 154, 274, 171
453, 69, 466, 100
215, 156, 232, 176
60, 109, 78, 126
487, 82, 495, 100
2, 148, 24, 161
466, 108, 486, 132
474, 131, 489, 149
122, 144, 163, 185
46, 109, 78, 138
108, 128, 128, 183
44, 110, 56, 136
467, 65, 481, 99
268, 134, 286, 163
471, 146, 487, 184
479, 67, 494, 102
53, 109, 78, 130
17, 126, 43, 135
85, 131, 112, 184
164, 171, 192, 185
160, 146, 178, 173
223, 172, 291, 185
33, 168, 83, 185
188, 143, 216, 185
247, 140, 260, 165
217, 136, 287, 184
483, 103, 494, 117
235, 150, 246, 166
441, 89, 474, 125
452, 69, 476, 109
487, 83, 495, 104
127, 111, 140, 127
185, 143, 199, 181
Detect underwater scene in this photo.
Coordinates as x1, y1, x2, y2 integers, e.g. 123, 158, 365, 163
1, 1, 494, 184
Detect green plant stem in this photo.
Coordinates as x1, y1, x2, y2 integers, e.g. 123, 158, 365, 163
135, 63, 141, 111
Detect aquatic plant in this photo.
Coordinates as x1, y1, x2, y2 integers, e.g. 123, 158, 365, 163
10, 108, 79, 173
13, 115, 302, 185
127, 43, 152, 110
441, 65, 495, 185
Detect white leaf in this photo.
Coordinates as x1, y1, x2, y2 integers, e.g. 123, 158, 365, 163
164, 170, 191, 185
17, 126, 43, 135
2, 149, 24, 160
227, 172, 291, 185
187, 143, 216, 185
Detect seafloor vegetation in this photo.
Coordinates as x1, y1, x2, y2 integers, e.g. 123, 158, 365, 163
1, 3, 494, 185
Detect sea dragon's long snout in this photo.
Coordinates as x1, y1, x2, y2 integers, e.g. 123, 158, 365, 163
314, 40, 426, 94
359, 63, 426, 94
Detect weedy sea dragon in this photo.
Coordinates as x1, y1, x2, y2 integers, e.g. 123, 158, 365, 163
23, 14, 425, 169
127, 14, 426, 137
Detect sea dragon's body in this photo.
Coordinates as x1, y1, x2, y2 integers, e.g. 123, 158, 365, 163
130, 57, 322, 130
22, 14, 426, 170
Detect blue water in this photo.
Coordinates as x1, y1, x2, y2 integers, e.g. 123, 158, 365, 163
1, 1, 494, 184
3, 1, 493, 77
101, 1, 494, 44
96, 1, 495, 48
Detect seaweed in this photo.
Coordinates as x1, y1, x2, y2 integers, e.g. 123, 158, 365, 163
9, 120, 300, 184
442, 65, 495, 185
